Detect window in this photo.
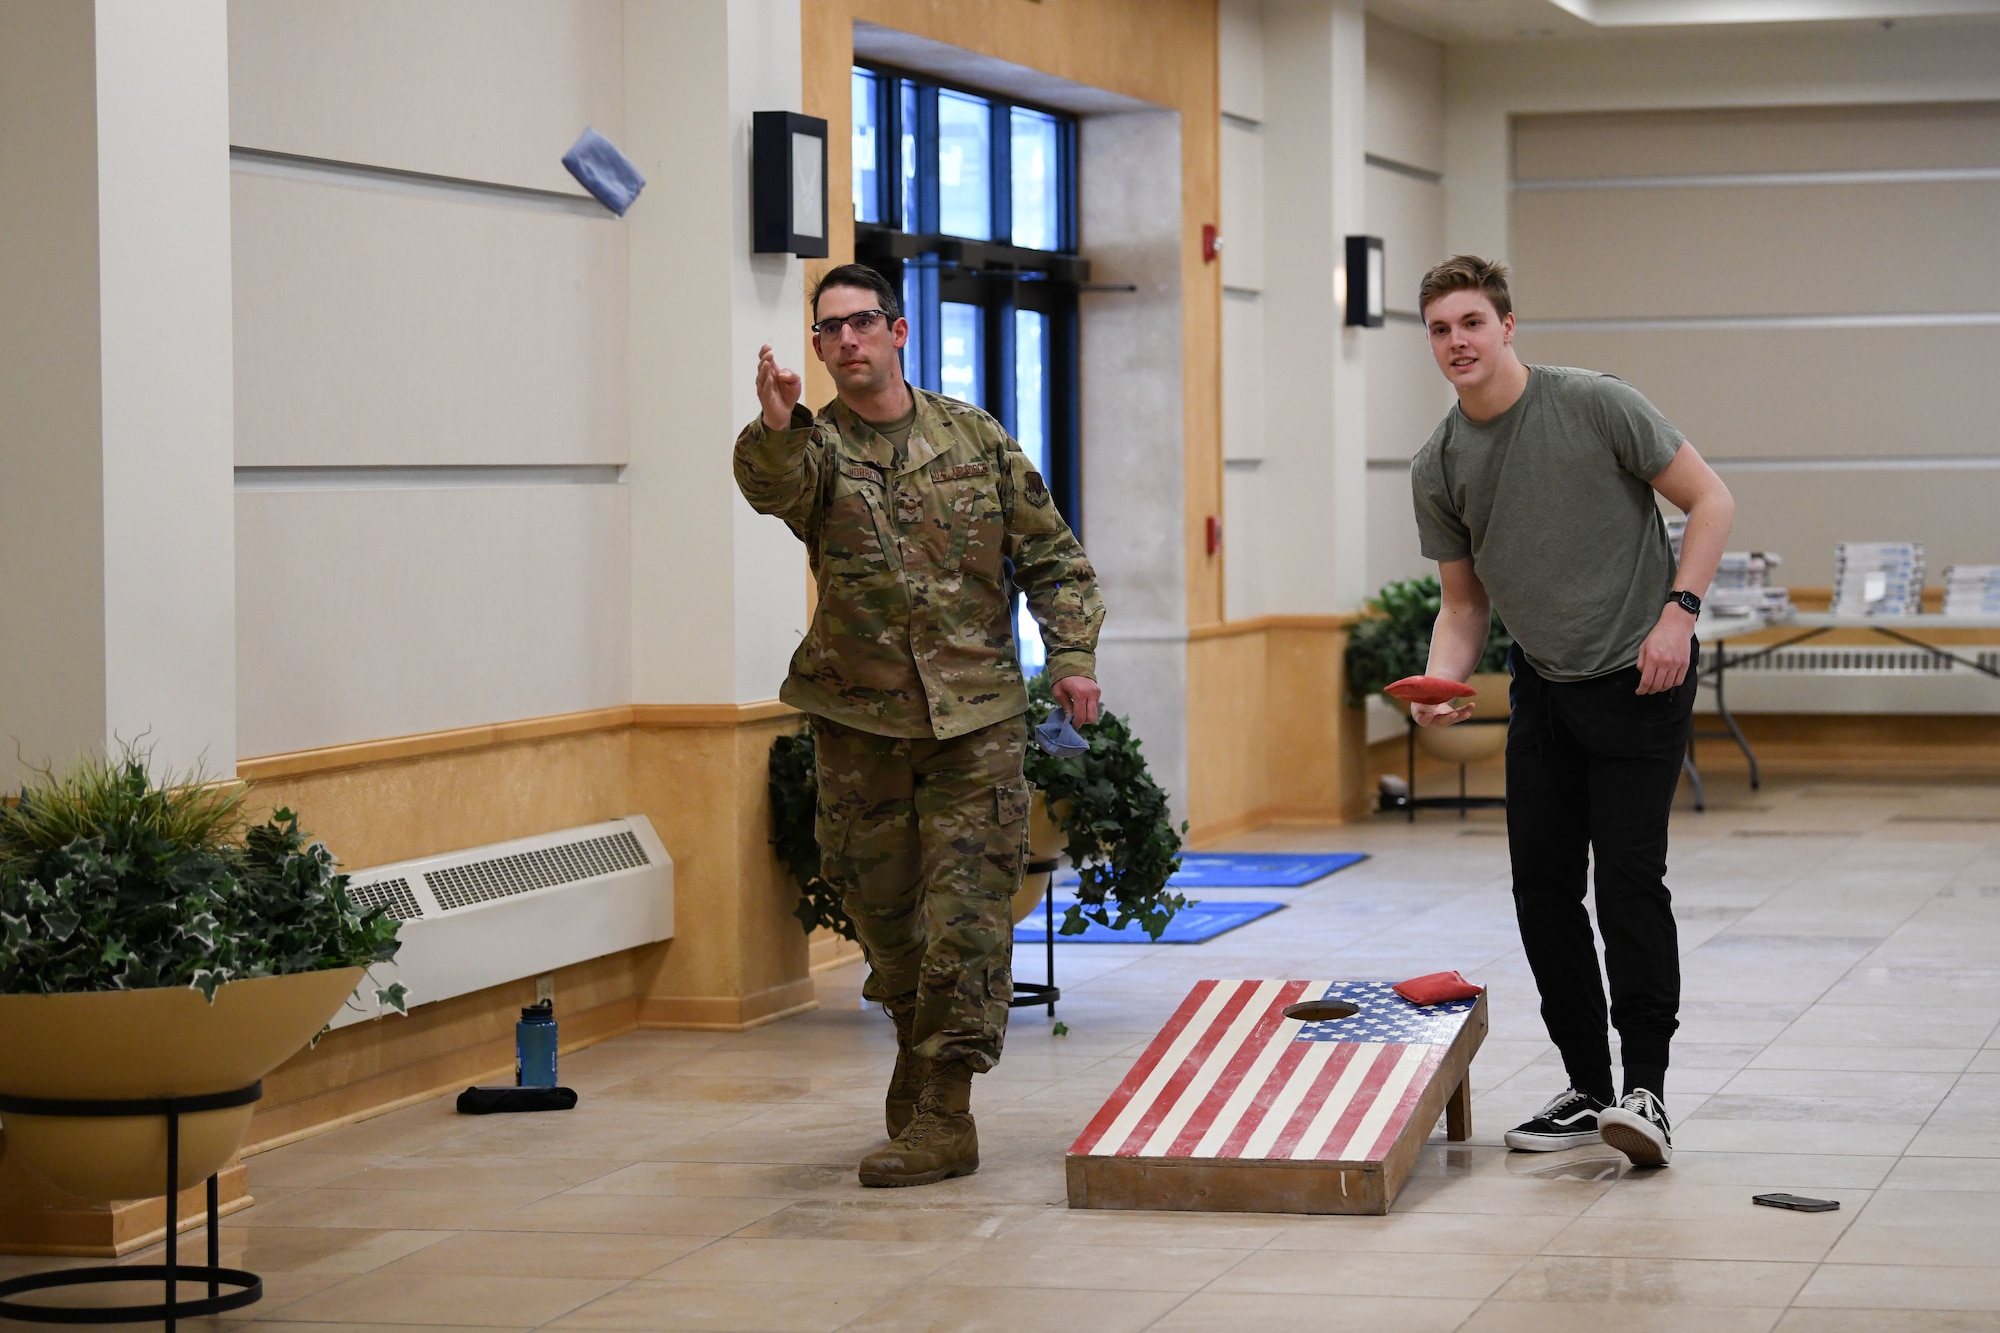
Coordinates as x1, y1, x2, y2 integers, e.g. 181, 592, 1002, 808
850, 64, 1085, 675
851, 69, 884, 225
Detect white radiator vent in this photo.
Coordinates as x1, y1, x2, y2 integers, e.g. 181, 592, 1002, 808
426, 830, 649, 911
1722, 646, 2000, 676
350, 875, 423, 920
331, 816, 672, 1029
1703, 644, 2000, 715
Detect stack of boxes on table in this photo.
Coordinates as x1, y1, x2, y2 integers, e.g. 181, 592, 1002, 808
1708, 551, 1792, 619
1942, 565, 2000, 618
1833, 541, 1925, 617
1667, 518, 1792, 620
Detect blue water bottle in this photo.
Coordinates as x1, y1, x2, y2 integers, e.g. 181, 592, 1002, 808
516, 1000, 557, 1087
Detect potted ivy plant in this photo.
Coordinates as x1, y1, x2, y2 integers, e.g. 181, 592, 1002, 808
769, 676, 1189, 943
1343, 574, 1515, 706
0, 748, 403, 1203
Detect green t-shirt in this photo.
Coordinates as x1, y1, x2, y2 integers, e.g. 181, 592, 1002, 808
858, 400, 918, 469
1410, 365, 1684, 682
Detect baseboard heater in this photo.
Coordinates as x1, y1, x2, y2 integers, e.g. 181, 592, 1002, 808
1703, 644, 2000, 715
328, 816, 673, 1030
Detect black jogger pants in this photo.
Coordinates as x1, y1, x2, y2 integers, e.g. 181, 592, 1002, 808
1505, 640, 1697, 1086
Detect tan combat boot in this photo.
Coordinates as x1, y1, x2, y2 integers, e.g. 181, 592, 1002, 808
883, 998, 928, 1138
858, 1060, 978, 1187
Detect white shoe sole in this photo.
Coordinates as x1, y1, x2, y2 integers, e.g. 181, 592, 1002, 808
1503, 1127, 1602, 1152
1599, 1108, 1672, 1166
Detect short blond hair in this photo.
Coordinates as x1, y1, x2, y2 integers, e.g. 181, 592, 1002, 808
1418, 255, 1512, 320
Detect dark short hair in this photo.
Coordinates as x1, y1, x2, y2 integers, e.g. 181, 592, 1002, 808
1418, 255, 1513, 320
811, 263, 901, 321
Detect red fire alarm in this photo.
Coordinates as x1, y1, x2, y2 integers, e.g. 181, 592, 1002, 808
1202, 224, 1221, 263
1206, 514, 1223, 555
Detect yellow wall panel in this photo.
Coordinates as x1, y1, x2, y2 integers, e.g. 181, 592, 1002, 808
1515, 324, 2000, 461
231, 173, 627, 468
1515, 102, 2000, 182
228, 0, 622, 194
1511, 180, 2000, 319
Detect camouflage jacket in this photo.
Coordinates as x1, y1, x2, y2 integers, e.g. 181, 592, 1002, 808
734, 387, 1104, 739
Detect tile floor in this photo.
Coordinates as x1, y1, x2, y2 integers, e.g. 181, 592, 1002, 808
8, 775, 2000, 1330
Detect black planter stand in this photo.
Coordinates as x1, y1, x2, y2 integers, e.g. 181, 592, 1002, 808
0, 1083, 265, 1329
1007, 857, 1062, 1016
1388, 716, 1509, 822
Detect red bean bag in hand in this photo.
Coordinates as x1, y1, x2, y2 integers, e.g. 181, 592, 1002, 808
1384, 675, 1476, 707
1393, 971, 1483, 1006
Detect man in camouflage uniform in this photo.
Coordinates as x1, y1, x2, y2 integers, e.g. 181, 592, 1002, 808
735, 263, 1105, 1187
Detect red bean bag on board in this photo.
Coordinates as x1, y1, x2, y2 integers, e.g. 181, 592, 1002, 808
1393, 971, 1484, 1006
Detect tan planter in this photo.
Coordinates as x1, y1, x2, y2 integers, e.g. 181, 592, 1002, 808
1011, 792, 1069, 925
1413, 671, 1512, 766
0, 968, 363, 1202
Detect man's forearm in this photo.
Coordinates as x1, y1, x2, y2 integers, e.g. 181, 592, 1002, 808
1426, 600, 1491, 682
1671, 491, 1736, 601
732, 410, 818, 521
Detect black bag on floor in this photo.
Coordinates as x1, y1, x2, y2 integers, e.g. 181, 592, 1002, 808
455, 1085, 578, 1114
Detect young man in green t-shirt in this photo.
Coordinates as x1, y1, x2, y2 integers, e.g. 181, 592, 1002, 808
1407, 255, 1736, 1167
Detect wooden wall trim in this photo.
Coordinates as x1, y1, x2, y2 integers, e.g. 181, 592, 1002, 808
638, 976, 820, 1032
237, 700, 799, 780
632, 700, 799, 728
1188, 613, 1367, 642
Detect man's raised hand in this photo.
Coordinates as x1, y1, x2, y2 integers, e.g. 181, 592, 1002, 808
756, 344, 803, 430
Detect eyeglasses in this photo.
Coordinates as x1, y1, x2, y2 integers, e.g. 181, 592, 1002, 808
811, 309, 893, 338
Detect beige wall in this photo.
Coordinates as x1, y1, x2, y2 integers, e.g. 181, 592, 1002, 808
1441, 21, 2000, 590
227, 2, 638, 753
1219, 7, 1455, 614
1506, 100, 2000, 587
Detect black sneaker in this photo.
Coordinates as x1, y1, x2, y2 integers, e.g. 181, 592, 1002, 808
1599, 1089, 1673, 1166
1504, 1088, 1606, 1151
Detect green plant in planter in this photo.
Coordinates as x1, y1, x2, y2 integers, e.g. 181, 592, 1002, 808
766, 678, 1190, 943
1343, 574, 1515, 706
767, 727, 851, 939
0, 748, 404, 1011
1021, 673, 1187, 940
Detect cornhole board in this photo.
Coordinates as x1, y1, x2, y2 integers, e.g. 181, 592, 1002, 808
1066, 979, 1487, 1215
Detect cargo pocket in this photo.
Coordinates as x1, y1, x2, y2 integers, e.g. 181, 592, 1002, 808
995, 779, 1033, 827
814, 801, 850, 858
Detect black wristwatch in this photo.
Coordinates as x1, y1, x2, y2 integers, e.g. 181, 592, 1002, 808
1668, 589, 1702, 616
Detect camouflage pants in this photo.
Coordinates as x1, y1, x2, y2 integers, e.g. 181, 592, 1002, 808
811, 713, 1030, 1072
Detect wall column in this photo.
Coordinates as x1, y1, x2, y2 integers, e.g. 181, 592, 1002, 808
0, 0, 236, 786
1259, 0, 1370, 615
1080, 110, 1190, 822
0, 0, 238, 1257
623, 0, 816, 1026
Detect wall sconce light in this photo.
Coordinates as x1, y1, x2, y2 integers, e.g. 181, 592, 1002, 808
753, 111, 828, 258
1344, 235, 1385, 328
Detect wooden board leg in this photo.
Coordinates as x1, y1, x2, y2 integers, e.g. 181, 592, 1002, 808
1446, 1075, 1471, 1142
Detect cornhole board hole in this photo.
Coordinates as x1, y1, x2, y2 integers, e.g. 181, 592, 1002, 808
1066, 979, 1487, 1215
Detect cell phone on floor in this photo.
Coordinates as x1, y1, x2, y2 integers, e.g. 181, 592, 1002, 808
1753, 1192, 1839, 1213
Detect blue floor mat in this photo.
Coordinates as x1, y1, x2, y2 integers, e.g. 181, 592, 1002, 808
1056, 851, 1366, 890
1015, 899, 1285, 945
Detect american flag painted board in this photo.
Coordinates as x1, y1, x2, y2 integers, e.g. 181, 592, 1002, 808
1065, 979, 1487, 1216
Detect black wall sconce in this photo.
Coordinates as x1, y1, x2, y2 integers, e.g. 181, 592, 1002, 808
1344, 235, 1385, 328
753, 111, 828, 258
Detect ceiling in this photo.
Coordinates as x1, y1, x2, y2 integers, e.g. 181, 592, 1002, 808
1365, 0, 2000, 43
